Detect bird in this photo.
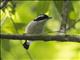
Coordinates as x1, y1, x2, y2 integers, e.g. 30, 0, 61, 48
23, 14, 52, 49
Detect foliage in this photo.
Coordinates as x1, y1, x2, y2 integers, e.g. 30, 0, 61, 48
0, 1, 80, 60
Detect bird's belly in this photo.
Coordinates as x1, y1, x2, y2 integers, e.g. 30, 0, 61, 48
27, 27, 43, 34
25, 21, 44, 34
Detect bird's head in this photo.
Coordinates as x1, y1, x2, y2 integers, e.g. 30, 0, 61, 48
34, 14, 52, 21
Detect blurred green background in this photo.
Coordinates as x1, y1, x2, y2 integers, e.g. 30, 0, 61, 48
0, 1, 80, 60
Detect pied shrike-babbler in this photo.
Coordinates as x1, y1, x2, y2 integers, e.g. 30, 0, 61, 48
23, 14, 52, 49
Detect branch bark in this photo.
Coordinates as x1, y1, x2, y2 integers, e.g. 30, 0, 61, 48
60, 0, 70, 33
0, 34, 80, 42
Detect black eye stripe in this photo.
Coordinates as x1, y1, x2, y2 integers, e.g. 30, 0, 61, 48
34, 14, 49, 21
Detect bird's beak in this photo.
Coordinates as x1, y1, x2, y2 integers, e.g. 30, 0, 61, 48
48, 17, 52, 19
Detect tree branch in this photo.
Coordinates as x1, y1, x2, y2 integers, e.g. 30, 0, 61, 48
59, 0, 70, 33
0, 34, 80, 42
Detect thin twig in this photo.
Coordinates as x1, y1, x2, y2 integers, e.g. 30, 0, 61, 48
66, 19, 80, 30
27, 50, 33, 60
0, 34, 80, 42
10, 16, 19, 33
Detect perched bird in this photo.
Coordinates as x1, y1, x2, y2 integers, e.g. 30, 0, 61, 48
23, 14, 52, 49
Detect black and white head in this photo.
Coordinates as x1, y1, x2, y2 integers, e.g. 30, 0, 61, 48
34, 14, 52, 21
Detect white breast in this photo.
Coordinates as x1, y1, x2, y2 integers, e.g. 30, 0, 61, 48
25, 21, 46, 34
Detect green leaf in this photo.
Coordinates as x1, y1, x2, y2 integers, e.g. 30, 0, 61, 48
34, 1, 50, 15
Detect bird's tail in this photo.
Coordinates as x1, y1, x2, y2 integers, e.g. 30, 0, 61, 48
23, 40, 32, 49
